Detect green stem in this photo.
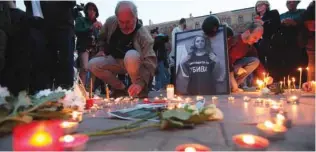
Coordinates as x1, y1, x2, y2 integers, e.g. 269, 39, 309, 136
84, 113, 158, 135
86, 123, 160, 137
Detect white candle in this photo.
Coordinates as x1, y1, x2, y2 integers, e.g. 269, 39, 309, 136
298, 68, 302, 89
166, 84, 174, 99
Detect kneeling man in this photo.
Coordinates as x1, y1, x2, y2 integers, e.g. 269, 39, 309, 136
89, 1, 157, 98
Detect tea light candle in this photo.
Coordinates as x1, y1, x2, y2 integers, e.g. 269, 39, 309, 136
256, 120, 287, 139
286, 95, 300, 104
232, 134, 269, 151
154, 97, 159, 100
60, 121, 78, 134
273, 113, 292, 128
255, 98, 264, 104
13, 120, 64, 151
72, 111, 83, 122
175, 143, 211, 152
212, 96, 218, 101
60, 134, 89, 151
243, 96, 250, 102
166, 84, 174, 99
228, 96, 235, 102
270, 103, 281, 114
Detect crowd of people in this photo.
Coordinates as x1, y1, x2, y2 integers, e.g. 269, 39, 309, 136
0, 0, 314, 98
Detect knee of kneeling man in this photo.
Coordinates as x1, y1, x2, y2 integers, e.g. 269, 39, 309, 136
88, 60, 97, 72
124, 50, 140, 62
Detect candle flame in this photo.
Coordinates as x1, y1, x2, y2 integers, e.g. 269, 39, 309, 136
184, 147, 197, 152
61, 135, 75, 143
298, 68, 302, 71
277, 114, 285, 121
60, 121, 77, 128
29, 130, 53, 147
306, 67, 309, 71
264, 120, 274, 128
242, 135, 255, 145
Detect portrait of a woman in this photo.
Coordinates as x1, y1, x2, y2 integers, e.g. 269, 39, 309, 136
177, 35, 218, 95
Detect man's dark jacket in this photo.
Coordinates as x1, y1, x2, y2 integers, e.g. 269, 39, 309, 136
24, 1, 76, 29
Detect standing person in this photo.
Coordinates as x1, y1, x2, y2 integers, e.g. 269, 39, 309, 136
0, 1, 31, 95
151, 28, 170, 91
255, 0, 281, 78
301, 1, 315, 82
25, 1, 76, 94
88, 1, 157, 98
169, 18, 186, 85
228, 23, 271, 92
279, 0, 308, 83
75, 2, 102, 86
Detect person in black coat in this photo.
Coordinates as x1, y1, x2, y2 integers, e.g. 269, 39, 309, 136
24, 1, 76, 94
254, 1, 284, 81
0, 1, 32, 95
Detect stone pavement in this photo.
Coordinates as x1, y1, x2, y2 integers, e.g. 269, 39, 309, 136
0, 92, 315, 151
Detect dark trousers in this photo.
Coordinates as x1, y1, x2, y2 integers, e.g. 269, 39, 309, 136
29, 26, 74, 94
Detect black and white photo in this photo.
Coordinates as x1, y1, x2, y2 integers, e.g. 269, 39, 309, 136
175, 26, 230, 95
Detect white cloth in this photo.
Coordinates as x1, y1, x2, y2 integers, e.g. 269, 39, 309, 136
169, 26, 183, 66
31, 0, 44, 19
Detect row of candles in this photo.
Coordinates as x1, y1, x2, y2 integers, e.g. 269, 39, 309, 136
13, 81, 302, 151
175, 94, 299, 151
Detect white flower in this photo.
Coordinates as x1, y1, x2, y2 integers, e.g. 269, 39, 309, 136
0, 85, 10, 98
35, 89, 53, 98
261, 87, 271, 95
58, 84, 86, 111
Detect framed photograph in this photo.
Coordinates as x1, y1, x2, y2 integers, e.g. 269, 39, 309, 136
174, 26, 230, 95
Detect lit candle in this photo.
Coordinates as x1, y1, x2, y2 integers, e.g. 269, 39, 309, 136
286, 95, 300, 104
243, 96, 250, 102
232, 134, 269, 151
256, 80, 264, 90
60, 134, 89, 151
106, 84, 110, 100
154, 97, 159, 100
292, 77, 296, 89
228, 96, 235, 102
176, 103, 183, 109
298, 68, 302, 89
195, 96, 204, 101
72, 111, 83, 122
60, 121, 79, 134
175, 144, 211, 152
280, 81, 283, 89
13, 120, 64, 151
166, 84, 174, 99
211, 96, 218, 101
256, 120, 287, 139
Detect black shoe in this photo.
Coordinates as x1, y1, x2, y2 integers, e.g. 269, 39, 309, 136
110, 89, 129, 98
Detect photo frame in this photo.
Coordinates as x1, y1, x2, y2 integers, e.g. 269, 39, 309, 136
174, 25, 230, 95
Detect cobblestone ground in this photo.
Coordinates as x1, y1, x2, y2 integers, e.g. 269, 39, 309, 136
0, 91, 315, 151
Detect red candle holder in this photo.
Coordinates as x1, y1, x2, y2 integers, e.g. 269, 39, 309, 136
143, 98, 167, 104
13, 120, 64, 151
60, 134, 89, 151
232, 134, 269, 151
85, 99, 94, 109
175, 143, 211, 152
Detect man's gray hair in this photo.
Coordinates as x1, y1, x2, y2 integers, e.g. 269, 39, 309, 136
115, 1, 138, 17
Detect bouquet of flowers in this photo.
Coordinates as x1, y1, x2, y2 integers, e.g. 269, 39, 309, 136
0, 82, 86, 135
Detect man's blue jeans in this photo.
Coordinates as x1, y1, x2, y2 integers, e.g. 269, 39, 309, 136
154, 61, 170, 90
232, 57, 259, 89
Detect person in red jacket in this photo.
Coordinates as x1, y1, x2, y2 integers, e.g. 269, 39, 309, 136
228, 22, 271, 92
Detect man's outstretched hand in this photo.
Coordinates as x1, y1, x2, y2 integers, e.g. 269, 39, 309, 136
128, 84, 143, 97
